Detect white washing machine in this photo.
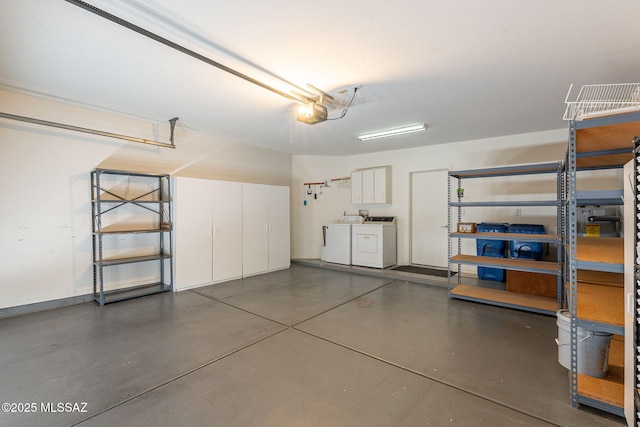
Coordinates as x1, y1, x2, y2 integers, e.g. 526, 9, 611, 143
351, 216, 397, 269
321, 215, 364, 265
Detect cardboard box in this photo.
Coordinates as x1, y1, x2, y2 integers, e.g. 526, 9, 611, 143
457, 222, 477, 233
506, 270, 557, 298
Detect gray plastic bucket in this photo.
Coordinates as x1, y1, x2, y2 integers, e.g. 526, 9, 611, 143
556, 310, 612, 378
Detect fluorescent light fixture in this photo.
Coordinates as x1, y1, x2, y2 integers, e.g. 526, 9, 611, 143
357, 123, 428, 141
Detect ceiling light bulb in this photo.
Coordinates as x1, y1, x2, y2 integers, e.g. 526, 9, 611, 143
298, 104, 310, 116
296, 102, 328, 125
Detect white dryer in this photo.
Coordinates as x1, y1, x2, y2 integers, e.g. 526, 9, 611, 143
351, 216, 397, 268
321, 215, 364, 265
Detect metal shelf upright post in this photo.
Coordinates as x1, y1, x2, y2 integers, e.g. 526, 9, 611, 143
635, 137, 640, 426
626, 136, 640, 425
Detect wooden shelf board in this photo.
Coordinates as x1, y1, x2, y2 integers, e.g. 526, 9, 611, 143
577, 270, 624, 287
575, 116, 638, 168
95, 282, 171, 304
93, 198, 166, 203
576, 116, 638, 151
577, 154, 632, 169
450, 284, 557, 313
97, 225, 172, 234
450, 232, 558, 242
577, 281, 624, 327
450, 254, 557, 274
93, 168, 169, 178
97, 254, 171, 266
578, 337, 624, 408
449, 162, 561, 178
576, 237, 623, 265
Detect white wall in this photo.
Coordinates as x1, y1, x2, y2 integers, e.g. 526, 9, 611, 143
2, 87, 623, 309
291, 130, 622, 266
0, 89, 291, 309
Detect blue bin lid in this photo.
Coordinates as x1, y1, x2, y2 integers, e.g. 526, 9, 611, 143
477, 222, 508, 231
508, 223, 545, 232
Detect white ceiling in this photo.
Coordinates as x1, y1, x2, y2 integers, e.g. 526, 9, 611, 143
1, 0, 639, 156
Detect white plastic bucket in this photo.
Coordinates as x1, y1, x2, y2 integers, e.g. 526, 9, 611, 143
556, 310, 612, 378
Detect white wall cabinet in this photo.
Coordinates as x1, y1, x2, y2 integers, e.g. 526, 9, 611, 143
351, 166, 391, 204
351, 170, 363, 204
175, 178, 243, 290
362, 169, 375, 203
243, 183, 290, 277
374, 167, 391, 203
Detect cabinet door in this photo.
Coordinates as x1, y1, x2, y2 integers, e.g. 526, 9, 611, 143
212, 181, 243, 282
351, 170, 363, 204
268, 185, 290, 271
362, 169, 375, 203
374, 167, 391, 204
174, 177, 213, 290
242, 183, 270, 276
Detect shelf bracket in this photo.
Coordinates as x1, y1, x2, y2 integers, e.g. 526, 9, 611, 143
169, 117, 179, 146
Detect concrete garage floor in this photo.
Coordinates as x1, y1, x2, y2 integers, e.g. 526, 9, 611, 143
0, 264, 624, 426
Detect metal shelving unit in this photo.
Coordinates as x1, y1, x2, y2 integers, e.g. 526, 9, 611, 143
633, 138, 640, 427
91, 168, 173, 305
623, 137, 640, 426
447, 162, 564, 315
565, 110, 640, 416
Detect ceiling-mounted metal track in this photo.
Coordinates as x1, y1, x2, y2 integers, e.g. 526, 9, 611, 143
0, 112, 178, 149
64, 0, 311, 104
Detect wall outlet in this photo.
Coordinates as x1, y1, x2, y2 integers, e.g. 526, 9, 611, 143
515, 208, 522, 216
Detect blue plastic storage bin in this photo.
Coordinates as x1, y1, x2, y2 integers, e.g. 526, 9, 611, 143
508, 224, 545, 260
476, 222, 508, 282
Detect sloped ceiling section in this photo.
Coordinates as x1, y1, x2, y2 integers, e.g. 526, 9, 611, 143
1, 0, 639, 155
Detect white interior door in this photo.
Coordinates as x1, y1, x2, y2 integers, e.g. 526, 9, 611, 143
410, 168, 449, 268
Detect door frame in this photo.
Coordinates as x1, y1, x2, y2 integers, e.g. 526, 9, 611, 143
409, 166, 450, 267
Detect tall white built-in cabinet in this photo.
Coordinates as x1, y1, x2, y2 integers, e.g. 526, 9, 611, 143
242, 183, 291, 277
174, 177, 290, 290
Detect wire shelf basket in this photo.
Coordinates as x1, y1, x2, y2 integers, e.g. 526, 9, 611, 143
563, 83, 640, 120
